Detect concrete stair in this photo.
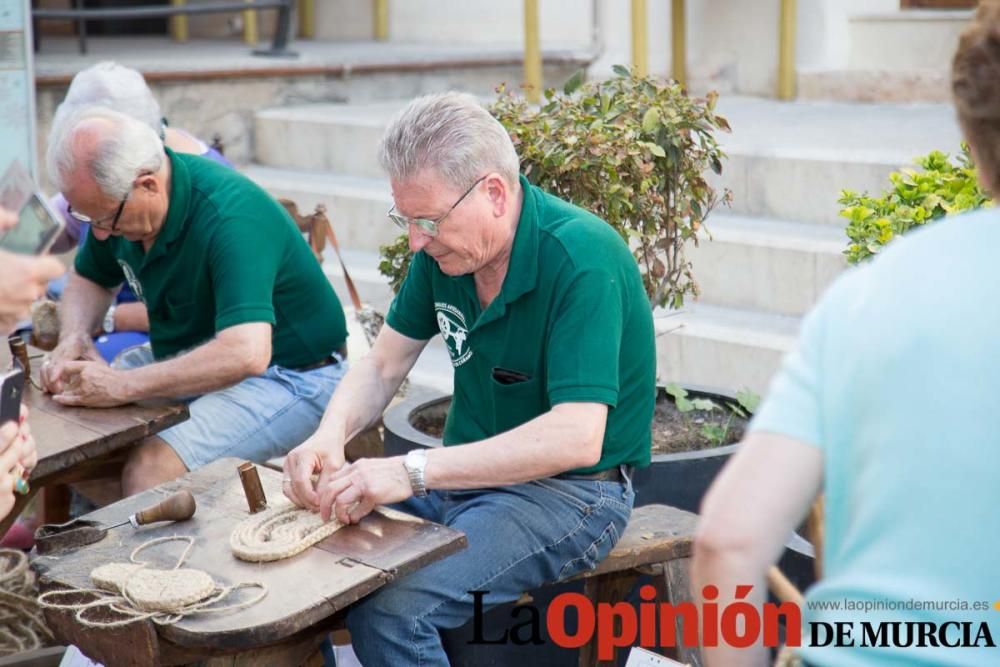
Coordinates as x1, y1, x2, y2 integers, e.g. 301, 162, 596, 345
246, 94, 961, 395
799, 9, 972, 103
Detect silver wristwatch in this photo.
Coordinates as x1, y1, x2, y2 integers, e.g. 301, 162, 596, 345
102, 304, 117, 334
403, 449, 429, 497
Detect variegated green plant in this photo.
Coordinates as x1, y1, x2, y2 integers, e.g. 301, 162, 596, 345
840, 146, 991, 265
379, 67, 732, 309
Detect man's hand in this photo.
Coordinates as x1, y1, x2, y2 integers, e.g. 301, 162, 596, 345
282, 432, 347, 512
41, 334, 104, 394
0, 250, 64, 334
51, 361, 131, 407
318, 457, 413, 524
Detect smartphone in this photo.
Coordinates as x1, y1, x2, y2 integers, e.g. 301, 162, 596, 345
0, 367, 24, 426
0, 191, 65, 255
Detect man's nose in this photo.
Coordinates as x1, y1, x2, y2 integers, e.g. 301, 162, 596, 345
408, 226, 432, 253
90, 226, 112, 242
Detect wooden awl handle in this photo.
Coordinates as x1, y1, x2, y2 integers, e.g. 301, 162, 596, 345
134, 490, 197, 526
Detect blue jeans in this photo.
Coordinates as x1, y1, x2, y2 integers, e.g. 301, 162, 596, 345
346, 469, 635, 666
113, 344, 347, 469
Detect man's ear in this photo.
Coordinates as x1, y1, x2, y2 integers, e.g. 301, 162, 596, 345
136, 173, 159, 195
486, 174, 508, 218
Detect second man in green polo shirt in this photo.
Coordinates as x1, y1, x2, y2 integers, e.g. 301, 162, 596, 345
41, 106, 348, 498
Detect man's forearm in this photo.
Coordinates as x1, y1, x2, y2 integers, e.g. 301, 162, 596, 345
60, 271, 114, 339
122, 338, 258, 400
423, 403, 606, 490
315, 354, 402, 452
692, 549, 770, 667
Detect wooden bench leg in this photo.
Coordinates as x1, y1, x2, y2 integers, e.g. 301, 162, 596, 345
579, 570, 640, 667
650, 557, 703, 667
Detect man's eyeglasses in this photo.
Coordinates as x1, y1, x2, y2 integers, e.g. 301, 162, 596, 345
387, 175, 487, 237
67, 192, 129, 232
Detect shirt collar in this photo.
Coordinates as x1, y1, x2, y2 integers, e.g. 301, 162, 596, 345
143, 147, 190, 265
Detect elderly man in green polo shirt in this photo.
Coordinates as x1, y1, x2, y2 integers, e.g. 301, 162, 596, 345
282, 92, 656, 666
40, 106, 348, 497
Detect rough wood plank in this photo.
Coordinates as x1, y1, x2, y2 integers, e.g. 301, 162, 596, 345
41, 596, 161, 667
34, 458, 466, 655
659, 557, 702, 667
569, 504, 697, 581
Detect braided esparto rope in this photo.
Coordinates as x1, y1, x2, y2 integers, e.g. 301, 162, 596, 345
36, 536, 267, 629
230, 501, 344, 563
0, 549, 54, 656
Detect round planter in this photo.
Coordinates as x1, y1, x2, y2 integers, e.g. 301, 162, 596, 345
385, 383, 746, 515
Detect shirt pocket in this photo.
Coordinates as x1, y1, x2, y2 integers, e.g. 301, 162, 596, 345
491, 374, 545, 435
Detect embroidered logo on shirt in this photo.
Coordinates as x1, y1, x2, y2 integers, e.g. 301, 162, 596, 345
118, 260, 146, 304
435, 302, 472, 367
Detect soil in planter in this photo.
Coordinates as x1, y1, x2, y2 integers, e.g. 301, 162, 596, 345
407, 395, 747, 456
651, 394, 747, 455
409, 400, 449, 438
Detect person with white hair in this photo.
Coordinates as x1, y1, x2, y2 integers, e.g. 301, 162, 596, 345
39, 106, 348, 499
282, 92, 656, 666
45, 62, 233, 362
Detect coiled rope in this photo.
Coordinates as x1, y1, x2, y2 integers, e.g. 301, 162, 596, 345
230, 501, 344, 563
37, 536, 266, 629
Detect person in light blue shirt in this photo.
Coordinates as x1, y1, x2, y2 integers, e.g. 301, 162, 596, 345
692, 6, 1000, 666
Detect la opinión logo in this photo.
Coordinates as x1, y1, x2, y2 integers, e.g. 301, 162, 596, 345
468, 585, 997, 661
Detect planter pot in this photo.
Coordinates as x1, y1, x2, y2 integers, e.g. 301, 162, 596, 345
381, 384, 816, 665
385, 384, 744, 514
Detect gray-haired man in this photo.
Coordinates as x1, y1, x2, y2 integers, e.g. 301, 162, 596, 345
283, 92, 656, 665
41, 106, 348, 498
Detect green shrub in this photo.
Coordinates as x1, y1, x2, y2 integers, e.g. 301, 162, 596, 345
379, 67, 732, 309
840, 145, 991, 265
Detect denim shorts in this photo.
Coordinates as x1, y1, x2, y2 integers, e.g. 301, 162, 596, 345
113, 344, 347, 470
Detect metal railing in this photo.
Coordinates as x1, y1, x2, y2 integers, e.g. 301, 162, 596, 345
32, 0, 296, 56
522, 0, 798, 100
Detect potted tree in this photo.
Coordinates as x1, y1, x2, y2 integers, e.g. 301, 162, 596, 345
381, 67, 742, 513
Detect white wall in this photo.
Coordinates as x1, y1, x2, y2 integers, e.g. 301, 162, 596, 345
309, 0, 924, 96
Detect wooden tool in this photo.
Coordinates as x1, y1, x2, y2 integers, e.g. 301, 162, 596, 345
105, 490, 197, 530
35, 490, 197, 554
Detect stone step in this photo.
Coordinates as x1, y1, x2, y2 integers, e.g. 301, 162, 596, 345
320, 249, 793, 397
711, 96, 961, 225
655, 304, 799, 397
255, 103, 402, 179
797, 67, 950, 104
253, 96, 963, 227
249, 163, 848, 317
242, 165, 398, 252
847, 10, 971, 71
691, 213, 847, 316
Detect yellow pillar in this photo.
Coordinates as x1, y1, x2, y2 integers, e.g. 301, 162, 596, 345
298, 0, 315, 39
374, 0, 389, 41
778, 0, 797, 100
170, 0, 188, 42
523, 0, 542, 103
631, 0, 648, 78
243, 0, 259, 45
671, 0, 686, 86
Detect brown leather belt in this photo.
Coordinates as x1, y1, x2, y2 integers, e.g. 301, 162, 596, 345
555, 465, 633, 483
294, 344, 347, 372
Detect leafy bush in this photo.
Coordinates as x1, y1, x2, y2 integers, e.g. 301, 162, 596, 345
840, 146, 991, 265
379, 67, 732, 309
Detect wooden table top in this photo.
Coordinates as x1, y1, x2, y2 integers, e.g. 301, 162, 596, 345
34, 458, 467, 657
1, 345, 188, 482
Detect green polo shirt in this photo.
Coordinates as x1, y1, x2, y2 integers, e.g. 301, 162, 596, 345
75, 149, 347, 368
386, 175, 655, 472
